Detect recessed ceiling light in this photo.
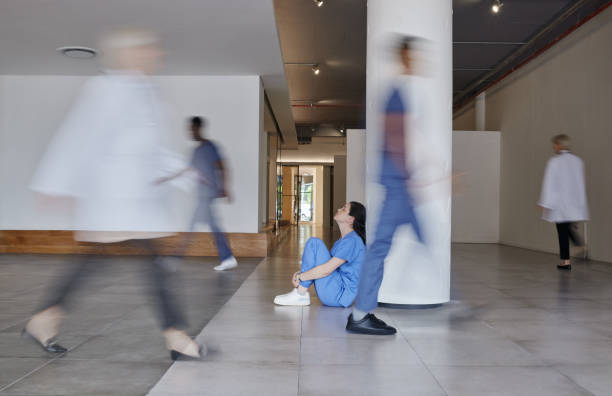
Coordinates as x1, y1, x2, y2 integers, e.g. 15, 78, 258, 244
491, 1, 503, 14
313, 0, 324, 7
56, 46, 97, 59
312, 64, 320, 75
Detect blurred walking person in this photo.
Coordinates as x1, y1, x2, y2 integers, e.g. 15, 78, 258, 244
24, 30, 204, 360
346, 36, 426, 335
538, 134, 589, 270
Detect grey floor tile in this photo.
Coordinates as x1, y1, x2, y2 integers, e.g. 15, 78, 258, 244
555, 364, 612, 396
429, 365, 594, 396
298, 364, 446, 396
148, 361, 298, 396
194, 335, 299, 364
0, 358, 48, 389
2, 359, 169, 395
409, 337, 544, 366
484, 319, 610, 341
300, 336, 422, 366
518, 340, 612, 365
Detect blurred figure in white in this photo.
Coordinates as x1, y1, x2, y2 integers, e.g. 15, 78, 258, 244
24, 29, 204, 360
538, 134, 589, 270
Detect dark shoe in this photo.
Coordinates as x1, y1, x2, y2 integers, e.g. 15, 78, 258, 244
346, 313, 396, 335
557, 264, 571, 270
22, 329, 67, 353
170, 344, 206, 361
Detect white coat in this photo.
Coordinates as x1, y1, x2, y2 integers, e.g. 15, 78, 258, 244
30, 72, 186, 242
538, 151, 589, 223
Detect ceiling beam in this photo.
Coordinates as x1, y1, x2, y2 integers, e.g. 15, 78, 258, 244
453, 0, 592, 108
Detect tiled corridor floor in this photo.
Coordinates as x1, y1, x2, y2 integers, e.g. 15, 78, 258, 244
3, 225, 612, 395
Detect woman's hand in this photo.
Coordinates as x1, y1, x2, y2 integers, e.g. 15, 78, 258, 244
292, 271, 301, 288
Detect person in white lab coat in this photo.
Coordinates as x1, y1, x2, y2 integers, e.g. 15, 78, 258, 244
23, 30, 204, 360
538, 134, 589, 270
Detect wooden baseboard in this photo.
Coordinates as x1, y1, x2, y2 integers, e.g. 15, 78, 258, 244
0, 230, 268, 257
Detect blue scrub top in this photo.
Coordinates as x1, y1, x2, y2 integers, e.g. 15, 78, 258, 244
331, 231, 365, 306
191, 140, 223, 195
380, 86, 410, 189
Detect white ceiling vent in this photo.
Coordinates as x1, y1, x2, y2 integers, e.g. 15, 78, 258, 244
56, 46, 97, 59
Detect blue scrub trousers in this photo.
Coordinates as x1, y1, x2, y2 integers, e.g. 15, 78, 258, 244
354, 186, 423, 312
190, 188, 233, 261
299, 238, 348, 307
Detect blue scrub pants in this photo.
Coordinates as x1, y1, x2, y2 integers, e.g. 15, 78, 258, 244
354, 186, 423, 312
189, 190, 233, 261
299, 238, 348, 307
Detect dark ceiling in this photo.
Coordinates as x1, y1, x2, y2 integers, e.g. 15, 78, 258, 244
275, 0, 611, 132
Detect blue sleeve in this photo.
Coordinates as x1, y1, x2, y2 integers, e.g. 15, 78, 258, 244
332, 237, 357, 262
209, 142, 223, 163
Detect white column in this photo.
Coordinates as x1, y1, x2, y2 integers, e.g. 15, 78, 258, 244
475, 92, 486, 131
367, 0, 452, 305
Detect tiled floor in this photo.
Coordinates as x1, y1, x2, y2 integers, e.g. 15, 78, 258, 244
3, 226, 612, 395
0, 253, 260, 395
148, 226, 612, 396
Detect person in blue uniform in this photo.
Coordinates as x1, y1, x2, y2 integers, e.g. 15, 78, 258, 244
274, 202, 366, 307
346, 35, 425, 335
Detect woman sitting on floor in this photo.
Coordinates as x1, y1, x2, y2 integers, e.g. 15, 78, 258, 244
274, 202, 366, 307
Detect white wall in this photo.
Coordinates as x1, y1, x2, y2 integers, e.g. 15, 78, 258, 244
481, 6, 612, 262
452, 131, 500, 243
0, 75, 263, 233
346, 129, 366, 204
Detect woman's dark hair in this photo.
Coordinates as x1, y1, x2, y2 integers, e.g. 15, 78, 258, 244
349, 201, 366, 245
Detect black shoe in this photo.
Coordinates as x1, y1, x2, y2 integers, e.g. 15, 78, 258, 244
170, 344, 206, 361
557, 264, 571, 270
346, 313, 397, 335
22, 329, 67, 353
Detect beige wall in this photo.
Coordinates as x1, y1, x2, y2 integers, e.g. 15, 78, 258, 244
453, 104, 476, 130
323, 166, 332, 226
333, 156, 346, 221
481, 6, 612, 262
268, 133, 279, 225
314, 166, 324, 225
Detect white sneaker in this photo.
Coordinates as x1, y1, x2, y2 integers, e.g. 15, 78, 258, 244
214, 256, 238, 271
274, 288, 310, 306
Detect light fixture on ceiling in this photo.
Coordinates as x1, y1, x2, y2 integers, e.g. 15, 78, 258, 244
56, 46, 97, 59
284, 62, 321, 76
491, 0, 503, 14
313, 0, 324, 7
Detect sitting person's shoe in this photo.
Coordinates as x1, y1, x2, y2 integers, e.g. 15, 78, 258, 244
346, 313, 396, 335
273, 288, 310, 306
214, 256, 238, 271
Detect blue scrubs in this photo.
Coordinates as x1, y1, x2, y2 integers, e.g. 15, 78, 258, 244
190, 140, 233, 261
354, 86, 424, 312
299, 232, 365, 307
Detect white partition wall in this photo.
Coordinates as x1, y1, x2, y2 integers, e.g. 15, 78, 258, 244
452, 131, 500, 243
0, 75, 264, 233
367, 0, 452, 305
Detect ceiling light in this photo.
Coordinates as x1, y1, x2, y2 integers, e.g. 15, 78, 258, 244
312, 64, 320, 75
56, 46, 97, 59
313, 0, 324, 7
491, 1, 503, 14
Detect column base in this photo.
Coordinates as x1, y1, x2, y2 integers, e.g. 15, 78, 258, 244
379, 302, 443, 310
